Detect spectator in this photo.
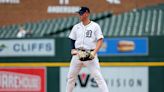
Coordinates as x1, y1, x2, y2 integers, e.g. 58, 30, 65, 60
16, 27, 27, 38
16, 26, 32, 38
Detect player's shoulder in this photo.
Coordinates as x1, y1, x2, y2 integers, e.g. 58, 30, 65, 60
71, 22, 82, 32
91, 21, 100, 27
73, 23, 81, 29
72, 22, 82, 28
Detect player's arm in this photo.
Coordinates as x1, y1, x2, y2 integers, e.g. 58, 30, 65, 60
69, 25, 78, 55
70, 39, 75, 49
92, 38, 103, 56
70, 39, 78, 55
92, 24, 104, 56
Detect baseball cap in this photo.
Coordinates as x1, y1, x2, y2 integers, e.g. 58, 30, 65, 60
76, 6, 90, 15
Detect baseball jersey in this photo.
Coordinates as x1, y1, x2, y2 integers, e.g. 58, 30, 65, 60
69, 21, 104, 50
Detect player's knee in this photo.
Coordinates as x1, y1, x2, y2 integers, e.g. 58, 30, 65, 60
92, 70, 100, 76
91, 71, 102, 80
67, 73, 77, 81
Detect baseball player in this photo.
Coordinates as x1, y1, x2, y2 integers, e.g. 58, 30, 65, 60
66, 7, 109, 92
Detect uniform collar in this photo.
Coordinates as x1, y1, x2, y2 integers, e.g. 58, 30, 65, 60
81, 21, 92, 27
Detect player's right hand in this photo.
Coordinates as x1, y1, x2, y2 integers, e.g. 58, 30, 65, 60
71, 49, 78, 55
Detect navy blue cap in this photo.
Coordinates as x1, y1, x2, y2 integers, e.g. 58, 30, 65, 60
77, 7, 90, 15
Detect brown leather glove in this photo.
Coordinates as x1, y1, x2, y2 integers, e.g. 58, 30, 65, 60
78, 50, 95, 61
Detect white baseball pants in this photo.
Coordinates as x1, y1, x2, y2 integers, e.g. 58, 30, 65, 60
66, 55, 109, 92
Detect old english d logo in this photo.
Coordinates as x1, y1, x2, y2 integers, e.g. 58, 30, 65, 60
86, 30, 92, 37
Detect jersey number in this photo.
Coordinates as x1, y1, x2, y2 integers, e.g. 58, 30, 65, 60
86, 30, 92, 37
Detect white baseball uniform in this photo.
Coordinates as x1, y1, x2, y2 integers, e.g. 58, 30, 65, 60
66, 21, 109, 92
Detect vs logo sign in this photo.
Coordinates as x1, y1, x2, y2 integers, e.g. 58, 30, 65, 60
75, 73, 98, 87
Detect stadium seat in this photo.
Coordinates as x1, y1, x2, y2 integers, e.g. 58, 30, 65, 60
108, 15, 117, 36
0, 4, 163, 38
120, 13, 128, 36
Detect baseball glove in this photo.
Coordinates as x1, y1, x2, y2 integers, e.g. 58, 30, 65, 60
78, 50, 95, 61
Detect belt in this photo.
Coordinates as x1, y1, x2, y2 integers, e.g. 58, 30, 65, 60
76, 48, 94, 52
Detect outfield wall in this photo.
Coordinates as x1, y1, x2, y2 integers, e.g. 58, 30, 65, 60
0, 36, 164, 62
0, 37, 164, 92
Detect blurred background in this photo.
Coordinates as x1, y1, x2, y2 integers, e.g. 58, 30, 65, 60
0, 0, 164, 92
